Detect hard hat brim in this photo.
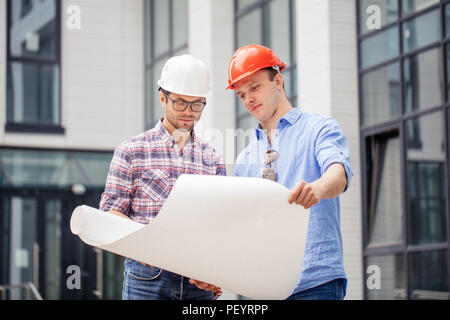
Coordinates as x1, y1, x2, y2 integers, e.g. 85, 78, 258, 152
158, 80, 211, 98
226, 64, 286, 90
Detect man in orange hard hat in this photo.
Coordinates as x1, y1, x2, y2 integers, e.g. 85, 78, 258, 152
100, 54, 224, 300
228, 45, 354, 300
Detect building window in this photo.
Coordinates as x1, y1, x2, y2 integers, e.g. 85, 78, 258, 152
234, 0, 297, 152
406, 112, 446, 246
366, 253, 405, 299
6, 0, 63, 134
144, 0, 188, 129
358, 0, 449, 299
361, 62, 401, 127
0, 148, 115, 299
359, 0, 399, 35
404, 48, 443, 114
365, 131, 403, 247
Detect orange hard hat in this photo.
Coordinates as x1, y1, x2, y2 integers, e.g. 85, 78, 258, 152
226, 44, 286, 90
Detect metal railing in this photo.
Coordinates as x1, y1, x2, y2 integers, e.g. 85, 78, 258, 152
0, 282, 43, 300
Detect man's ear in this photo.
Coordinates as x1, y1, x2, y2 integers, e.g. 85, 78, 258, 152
275, 72, 284, 91
159, 91, 167, 106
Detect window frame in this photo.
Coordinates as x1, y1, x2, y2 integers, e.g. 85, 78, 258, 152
233, 0, 297, 136
144, 0, 189, 130
5, 0, 64, 134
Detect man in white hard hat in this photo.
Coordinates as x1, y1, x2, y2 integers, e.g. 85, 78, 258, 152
100, 55, 225, 300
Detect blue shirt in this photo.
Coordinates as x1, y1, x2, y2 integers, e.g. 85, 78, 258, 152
234, 108, 353, 295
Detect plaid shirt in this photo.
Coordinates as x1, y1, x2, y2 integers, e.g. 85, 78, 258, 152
100, 120, 227, 224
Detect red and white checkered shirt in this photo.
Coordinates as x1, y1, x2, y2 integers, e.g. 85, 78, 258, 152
100, 120, 227, 224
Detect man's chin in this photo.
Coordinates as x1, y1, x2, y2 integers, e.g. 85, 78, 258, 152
176, 121, 196, 131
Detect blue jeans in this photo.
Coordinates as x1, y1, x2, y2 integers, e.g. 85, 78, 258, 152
286, 278, 346, 300
122, 258, 214, 300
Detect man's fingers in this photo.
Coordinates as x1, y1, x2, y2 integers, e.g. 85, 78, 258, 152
189, 279, 221, 293
304, 197, 317, 209
289, 181, 306, 204
304, 201, 312, 209
295, 185, 312, 205
298, 191, 313, 207
137, 261, 155, 268
198, 283, 209, 289
208, 285, 221, 293
205, 284, 217, 291
190, 279, 205, 287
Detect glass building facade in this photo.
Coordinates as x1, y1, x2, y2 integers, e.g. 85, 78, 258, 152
234, 0, 297, 141
358, 0, 450, 299
0, 148, 120, 300
145, 0, 188, 129
1, 1, 123, 300
6, 0, 63, 134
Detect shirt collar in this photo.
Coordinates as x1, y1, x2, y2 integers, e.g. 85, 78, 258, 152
255, 108, 303, 140
282, 107, 303, 125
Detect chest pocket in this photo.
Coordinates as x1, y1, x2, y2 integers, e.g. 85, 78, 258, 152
140, 169, 171, 202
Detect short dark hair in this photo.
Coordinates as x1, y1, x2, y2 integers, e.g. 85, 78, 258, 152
159, 87, 169, 102
263, 67, 279, 81
263, 67, 285, 90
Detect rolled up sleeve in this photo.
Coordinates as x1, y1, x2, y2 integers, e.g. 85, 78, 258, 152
314, 118, 354, 192
99, 143, 134, 214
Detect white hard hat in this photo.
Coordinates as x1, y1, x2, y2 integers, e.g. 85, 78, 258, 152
157, 54, 211, 98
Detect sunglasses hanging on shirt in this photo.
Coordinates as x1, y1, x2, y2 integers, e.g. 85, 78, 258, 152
263, 150, 279, 182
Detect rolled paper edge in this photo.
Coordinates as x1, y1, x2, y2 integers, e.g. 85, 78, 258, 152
70, 205, 85, 235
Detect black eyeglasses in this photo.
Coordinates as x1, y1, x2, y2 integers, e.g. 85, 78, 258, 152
164, 94, 206, 113
263, 150, 279, 181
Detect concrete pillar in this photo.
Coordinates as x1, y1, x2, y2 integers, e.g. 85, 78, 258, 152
188, 0, 236, 169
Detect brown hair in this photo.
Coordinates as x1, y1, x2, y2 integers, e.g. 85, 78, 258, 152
263, 67, 285, 90
263, 67, 279, 81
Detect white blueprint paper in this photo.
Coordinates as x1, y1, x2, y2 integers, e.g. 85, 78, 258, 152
70, 175, 309, 300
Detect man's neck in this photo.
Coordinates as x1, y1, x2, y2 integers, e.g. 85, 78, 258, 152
260, 97, 293, 146
173, 129, 192, 151
162, 118, 192, 151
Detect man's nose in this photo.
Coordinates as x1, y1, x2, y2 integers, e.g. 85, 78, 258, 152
183, 103, 195, 115
245, 94, 255, 106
